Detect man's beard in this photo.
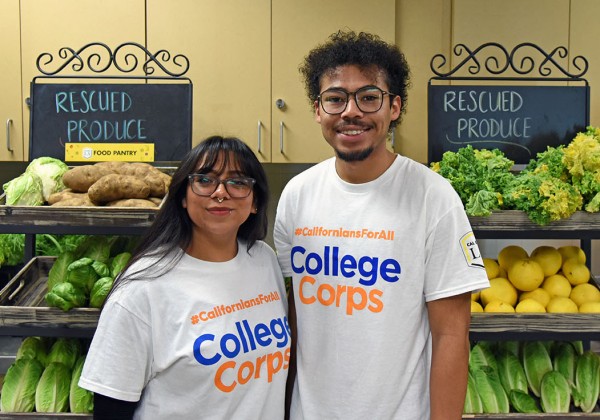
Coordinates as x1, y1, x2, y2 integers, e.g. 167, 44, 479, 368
335, 146, 374, 162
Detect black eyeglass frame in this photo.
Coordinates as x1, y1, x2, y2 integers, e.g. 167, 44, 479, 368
187, 173, 256, 198
317, 85, 398, 115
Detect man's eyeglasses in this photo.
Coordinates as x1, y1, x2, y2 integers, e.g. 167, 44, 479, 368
188, 174, 256, 198
317, 86, 397, 115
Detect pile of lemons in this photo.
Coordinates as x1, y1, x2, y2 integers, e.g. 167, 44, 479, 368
472, 245, 600, 313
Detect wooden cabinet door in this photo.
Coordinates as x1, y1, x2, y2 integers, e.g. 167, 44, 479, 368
571, 0, 600, 126
271, 0, 395, 163
147, 0, 272, 161
20, 0, 146, 160
0, 0, 24, 161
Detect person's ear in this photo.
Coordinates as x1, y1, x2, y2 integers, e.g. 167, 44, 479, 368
182, 197, 187, 208
391, 95, 402, 120
314, 99, 322, 123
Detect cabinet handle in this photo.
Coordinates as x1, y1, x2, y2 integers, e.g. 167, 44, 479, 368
279, 121, 285, 154
6, 119, 14, 152
257, 120, 262, 154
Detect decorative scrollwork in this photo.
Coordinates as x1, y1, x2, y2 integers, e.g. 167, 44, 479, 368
430, 42, 588, 79
36, 42, 190, 77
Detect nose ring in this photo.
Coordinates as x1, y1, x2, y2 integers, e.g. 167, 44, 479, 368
217, 197, 224, 203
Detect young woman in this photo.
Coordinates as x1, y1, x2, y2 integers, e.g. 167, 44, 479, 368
80, 136, 290, 420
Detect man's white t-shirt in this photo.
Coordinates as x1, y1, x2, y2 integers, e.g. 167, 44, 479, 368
80, 241, 289, 420
274, 156, 490, 420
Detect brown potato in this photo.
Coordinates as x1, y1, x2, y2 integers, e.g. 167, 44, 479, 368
50, 196, 95, 206
88, 174, 150, 204
147, 196, 165, 206
143, 173, 168, 197
94, 161, 129, 173
62, 165, 113, 192
105, 198, 158, 208
47, 189, 78, 205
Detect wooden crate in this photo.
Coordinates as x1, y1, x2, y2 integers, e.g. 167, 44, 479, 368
0, 257, 99, 335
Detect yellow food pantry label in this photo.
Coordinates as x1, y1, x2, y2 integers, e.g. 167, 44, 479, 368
65, 143, 154, 162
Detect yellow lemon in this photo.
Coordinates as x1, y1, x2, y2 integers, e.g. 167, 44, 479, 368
480, 278, 518, 307
546, 296, 579, 313
498, 245, 529, 271
483, 258, 501, 280
471, 291, 480, 301
484, 300, 516, 313
530, 246, 562, 277
557, 245, 586, 265
471, 301, 484, 313
542, 274, 572, 298
578, 302, 600, 313
561, 258, 591, 286
507, 258, 544, 292
515, 298, 546, 313
569, 283, 600, 307
519, 288, 551, 308
498, 266, 508, 279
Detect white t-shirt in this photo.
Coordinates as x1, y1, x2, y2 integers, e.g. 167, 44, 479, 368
274, 156, 490, 420
80, 241, 289, 420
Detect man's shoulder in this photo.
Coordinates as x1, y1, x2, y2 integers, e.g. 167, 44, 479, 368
283, 158, 334, 189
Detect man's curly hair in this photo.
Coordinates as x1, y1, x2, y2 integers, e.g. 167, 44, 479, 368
299, 30, 411, 129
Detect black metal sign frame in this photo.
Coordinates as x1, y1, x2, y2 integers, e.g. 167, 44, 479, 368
427, 42, 590, 165
29, 42, 193, 163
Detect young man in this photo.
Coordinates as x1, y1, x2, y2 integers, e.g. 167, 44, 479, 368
274, 30, 490, 420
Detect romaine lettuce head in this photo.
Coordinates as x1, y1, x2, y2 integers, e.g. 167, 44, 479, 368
25, 157, 68, 201
0, 358, 44, 412
70, 356, 94, 413
47, 251, 76, 291
46, 338, 81, 370
16, 336, 48, 367
3, 172, 44, 206
35, 362, 71, 413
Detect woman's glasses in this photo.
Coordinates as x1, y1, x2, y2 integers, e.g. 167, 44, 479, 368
188, 174, 255, 198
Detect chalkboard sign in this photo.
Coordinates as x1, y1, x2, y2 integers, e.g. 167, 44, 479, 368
428, 84, 590, 164
29, 81, 192, 162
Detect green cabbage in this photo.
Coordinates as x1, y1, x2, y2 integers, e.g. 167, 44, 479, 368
66, 257, 98, 294
45, 282, 87, 311
25, 157, 68, 201
89, 276, 114, 308
0, 358, 44, 412
110, 251, 132, 277
3, 172, 44, 206
70, 356, 94, 413
35, 362, 72, 413
91, 260, 111, 278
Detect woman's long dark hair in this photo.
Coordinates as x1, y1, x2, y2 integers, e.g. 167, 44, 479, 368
107, 136, 269, 297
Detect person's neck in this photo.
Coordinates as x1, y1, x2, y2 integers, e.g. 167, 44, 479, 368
335, 150, 396, 184
186, 234, 239, 262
